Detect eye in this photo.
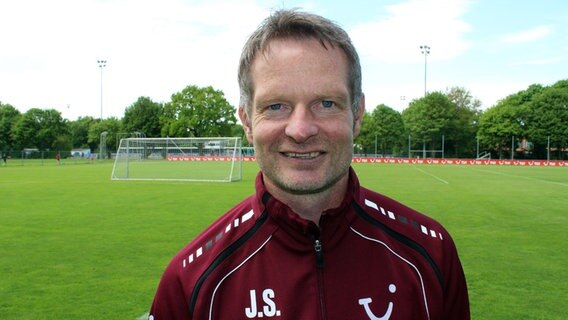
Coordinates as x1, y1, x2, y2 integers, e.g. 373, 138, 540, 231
321, 100, 334, 108
262, 103, 290, 118
268, 103, 282, 111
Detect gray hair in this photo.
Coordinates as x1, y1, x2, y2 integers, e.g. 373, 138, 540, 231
238, 9, 362, 115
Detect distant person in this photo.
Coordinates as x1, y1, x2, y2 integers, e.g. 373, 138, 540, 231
56, 152, 61, 165
2, 152, 7, 166
149, 9, 469, 319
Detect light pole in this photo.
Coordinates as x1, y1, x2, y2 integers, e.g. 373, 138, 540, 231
97, 59, 107, 120
420, 45, 430, 97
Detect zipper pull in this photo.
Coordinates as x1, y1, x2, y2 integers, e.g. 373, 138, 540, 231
314, 239, 324, 268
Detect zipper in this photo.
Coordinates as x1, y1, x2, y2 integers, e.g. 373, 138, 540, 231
313, 238, 326, 319
314, 239, 324, 268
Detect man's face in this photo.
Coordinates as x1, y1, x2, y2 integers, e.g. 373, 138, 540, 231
239, 38, 364, 196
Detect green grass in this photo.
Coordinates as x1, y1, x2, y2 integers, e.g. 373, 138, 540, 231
112, 159, 242, 181
0, 161, 566, 319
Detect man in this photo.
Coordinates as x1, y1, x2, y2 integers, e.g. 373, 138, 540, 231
149, 9, 469, 320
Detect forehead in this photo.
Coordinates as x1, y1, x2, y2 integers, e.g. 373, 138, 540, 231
250, 38, 350, 100
254, 37, 347, 72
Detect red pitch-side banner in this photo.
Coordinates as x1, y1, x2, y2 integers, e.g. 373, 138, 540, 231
351, 157, 567, 167
167, 156, 567, 167
167, 156, 238, 162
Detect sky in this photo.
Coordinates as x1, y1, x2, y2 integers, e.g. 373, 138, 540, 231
1, 0, 567, 121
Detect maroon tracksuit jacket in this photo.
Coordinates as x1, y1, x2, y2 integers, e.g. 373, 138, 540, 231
149, 168, 470, 319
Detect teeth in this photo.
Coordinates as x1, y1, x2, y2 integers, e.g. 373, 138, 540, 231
285, 152, 320, 159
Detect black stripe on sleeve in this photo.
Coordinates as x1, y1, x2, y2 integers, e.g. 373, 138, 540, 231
352, 202, 445, 290
188, 195, 271, 316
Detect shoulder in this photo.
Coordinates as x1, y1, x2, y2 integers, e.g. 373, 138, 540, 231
151, 194, 271, 317
176, 196, 257, 269
160, 195, 261, 289
353, 186, 462, 269
353, 186, 470, 319
357, 187, 449, 241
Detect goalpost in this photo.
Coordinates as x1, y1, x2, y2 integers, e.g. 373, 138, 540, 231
408, 135, 445, 159
111, 137, 242, 182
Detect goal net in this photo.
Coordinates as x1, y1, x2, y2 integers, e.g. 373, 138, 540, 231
111, 137, 242, 182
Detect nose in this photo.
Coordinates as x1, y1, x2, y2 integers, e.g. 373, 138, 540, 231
284, 105, 319, 143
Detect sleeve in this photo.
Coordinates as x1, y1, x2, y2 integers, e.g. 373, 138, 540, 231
441, 235, 470, 320
148, 262, 192, 320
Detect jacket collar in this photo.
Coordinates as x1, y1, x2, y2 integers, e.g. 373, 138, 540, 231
251, 167, 360, 239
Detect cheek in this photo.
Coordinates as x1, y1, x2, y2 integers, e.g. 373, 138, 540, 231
251, 119, 284, 143
249, 127, 267, 149
325, 120, 354, 140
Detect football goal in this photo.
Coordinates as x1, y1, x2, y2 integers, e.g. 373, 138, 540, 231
111, 137, 242, 182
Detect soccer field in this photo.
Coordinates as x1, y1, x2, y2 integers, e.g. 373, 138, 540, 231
0, 161, 566, 319
111, 158, 242, 181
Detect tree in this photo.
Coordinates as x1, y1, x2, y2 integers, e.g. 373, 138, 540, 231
69, 116, 97, 150
477, 101, 525, 159
354, 112, 376, 155
478, 85, 545, 159
12, 110, 39, 150
444, 87, 481, 157
524, 80, 568, 159
122, 97, 163, 137
402, 92, 455, 158
161, 85, 237, 137
371, 104, 404, 156
39, 109, 71, 151
0, 102, 21, 153
88, 117, 123, 153
12, 108, 69, 151
445, 86, 482, 112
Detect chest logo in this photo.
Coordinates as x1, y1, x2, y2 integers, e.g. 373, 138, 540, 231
245, 289, 281, 318
358, 283, 397, 320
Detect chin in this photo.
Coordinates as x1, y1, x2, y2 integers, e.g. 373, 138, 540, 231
279, 175, 338, 195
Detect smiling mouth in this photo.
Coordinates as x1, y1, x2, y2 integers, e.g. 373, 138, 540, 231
283, 152, 321, 159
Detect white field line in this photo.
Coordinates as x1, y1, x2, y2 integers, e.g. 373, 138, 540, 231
471, 168, 568, 187
137, 313, 149, 320
412, 166, 449, 184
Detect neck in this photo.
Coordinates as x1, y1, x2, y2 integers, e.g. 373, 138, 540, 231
266, 175, 349, 225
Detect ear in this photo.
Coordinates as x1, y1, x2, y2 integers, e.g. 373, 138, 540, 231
238, 106, 254, 145
353, 94, 365, 138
